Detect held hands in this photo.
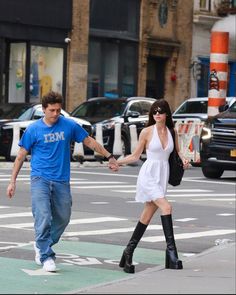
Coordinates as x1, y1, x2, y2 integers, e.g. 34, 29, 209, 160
182, 158, 190, 169
108, 157, 119, 171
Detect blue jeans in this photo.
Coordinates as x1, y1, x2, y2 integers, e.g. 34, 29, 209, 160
31, 176, 72, 263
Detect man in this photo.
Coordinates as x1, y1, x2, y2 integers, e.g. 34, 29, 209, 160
6, 91, 118, 272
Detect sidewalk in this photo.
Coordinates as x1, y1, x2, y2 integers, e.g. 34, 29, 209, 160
72, 242, 235, 294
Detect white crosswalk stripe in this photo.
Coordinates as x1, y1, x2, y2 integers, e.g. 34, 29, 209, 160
0, 206, 234, 243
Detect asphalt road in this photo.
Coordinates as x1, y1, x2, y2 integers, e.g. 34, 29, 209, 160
0, 161, 235, 294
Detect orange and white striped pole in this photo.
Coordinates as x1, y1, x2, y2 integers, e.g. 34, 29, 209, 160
208, 31, 229, 117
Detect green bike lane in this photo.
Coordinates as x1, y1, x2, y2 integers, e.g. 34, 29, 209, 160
0, 240, 166, 294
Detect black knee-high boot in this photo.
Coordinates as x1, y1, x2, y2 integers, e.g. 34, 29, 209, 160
161, 214, 183, 269
119, 221, 147, 273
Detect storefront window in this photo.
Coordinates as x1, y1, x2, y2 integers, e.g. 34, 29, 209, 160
121, 45, 136, 97
8, 43, 26, 103
104, 43, 119, 98
8, 44, 64, 103
30, 46, 63, 102
88, 39, 137, 98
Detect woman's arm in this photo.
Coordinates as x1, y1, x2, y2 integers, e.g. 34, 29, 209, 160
117, 128, 148, 166
174, 128, 189, 169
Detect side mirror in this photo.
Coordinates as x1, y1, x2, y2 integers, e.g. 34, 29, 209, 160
219, 104, 229, 112
126, 111, 140, 118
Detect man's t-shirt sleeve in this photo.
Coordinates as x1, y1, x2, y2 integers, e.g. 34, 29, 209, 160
19, 128, 34, 152
73, 123, 89, 143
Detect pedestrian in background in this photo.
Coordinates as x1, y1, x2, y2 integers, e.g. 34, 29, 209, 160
117, 98, 189, 273
6, 91, 119, 272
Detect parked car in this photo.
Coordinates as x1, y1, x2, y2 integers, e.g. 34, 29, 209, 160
71, 96, 156, 155
172, 97, 235, 122
0, 103, 92, 161
200, 100, 236, 178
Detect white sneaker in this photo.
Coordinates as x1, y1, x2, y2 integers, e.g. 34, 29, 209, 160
43, 258, 56, 272
33, 242, 42, 266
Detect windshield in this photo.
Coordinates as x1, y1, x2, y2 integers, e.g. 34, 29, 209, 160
0, 104, 32, 119
175, 101, 208, 114
229, 101, 236, 112
71, 100, 127, 123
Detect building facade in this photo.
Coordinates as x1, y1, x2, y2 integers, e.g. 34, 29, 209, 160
0, 0, 194, 112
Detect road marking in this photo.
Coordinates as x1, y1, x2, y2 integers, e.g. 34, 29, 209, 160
0, 241, 30, 250
167, 193, 235, 197
141, 229, 236, 242
175, 218, 197, 222
191, 198, 235, 201
0, 212, 32, 219
63, 257, 102, 266
217, 213, 235, 216
22, 268, 60, 276
0, 206, 10, 209
0, 216, 127, 229
63, 225, 164, 237
72, 171, 138, 178
0, 177, 30, 181
72, 185, 136, 189
183, 178, 235, 186
112, 189, 213, 193
70, 181, 126, 184
91, 202, 109, 204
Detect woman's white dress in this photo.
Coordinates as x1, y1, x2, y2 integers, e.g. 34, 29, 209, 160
135, 125, 174, 203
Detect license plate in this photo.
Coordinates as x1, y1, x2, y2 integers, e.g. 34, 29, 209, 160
230, 149, 236, 157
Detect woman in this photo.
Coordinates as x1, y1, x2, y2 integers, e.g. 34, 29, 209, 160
117, 98, 189, 273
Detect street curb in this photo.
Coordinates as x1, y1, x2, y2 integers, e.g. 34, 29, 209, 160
66, 242, 235, 294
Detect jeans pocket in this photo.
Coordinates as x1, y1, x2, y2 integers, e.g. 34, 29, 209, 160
31, 176, 41, 183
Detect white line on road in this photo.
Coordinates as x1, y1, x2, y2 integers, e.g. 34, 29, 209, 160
141, 229, 236, 242
63, 225, 164, 237
183, 178, 235, 186
191, 198, 235, 201
72, 185, 137, 189
0, 216, 127, 229
175, 218, 198, 222
0, 212, 32, 219
167, 194, 235, 197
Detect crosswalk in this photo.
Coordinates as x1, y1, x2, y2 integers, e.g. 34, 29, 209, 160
1, 172, 235, 202
0, 206, 235, 245
0, 169, 235, 247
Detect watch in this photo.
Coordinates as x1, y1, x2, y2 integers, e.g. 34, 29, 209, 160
107, 154, 114, 160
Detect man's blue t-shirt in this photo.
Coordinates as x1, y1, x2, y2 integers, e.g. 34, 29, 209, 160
19, 116, 88, 181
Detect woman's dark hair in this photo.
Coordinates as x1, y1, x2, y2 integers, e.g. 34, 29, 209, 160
147, 98, 174, 129
42, 91, 63, 108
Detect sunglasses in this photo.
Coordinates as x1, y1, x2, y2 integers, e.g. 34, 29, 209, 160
152, 107, 166, 115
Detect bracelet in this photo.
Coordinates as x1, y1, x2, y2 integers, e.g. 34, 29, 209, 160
107, 153, 114, 160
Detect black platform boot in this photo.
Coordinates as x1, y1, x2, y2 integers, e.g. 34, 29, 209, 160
119, 221, 147, 273
161, 214, 183, 269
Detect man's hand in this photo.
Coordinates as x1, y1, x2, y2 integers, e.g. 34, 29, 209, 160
108, 157, 119, 171
6, 182, 16, 199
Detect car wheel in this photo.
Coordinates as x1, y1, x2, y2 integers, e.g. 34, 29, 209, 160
201, 165, 224, 179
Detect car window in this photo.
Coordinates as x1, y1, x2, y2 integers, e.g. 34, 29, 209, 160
33, 107, 44, 119
229, 101, 236, 112
129, 102, 141, 113
176, 101, 208, 114
139, 101, 153, 115
18, 107, 33, 120
72, 100, 127, 120
0, 104, 31, 119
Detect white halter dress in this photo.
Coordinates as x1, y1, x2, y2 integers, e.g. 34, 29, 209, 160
135, 125, 174, 203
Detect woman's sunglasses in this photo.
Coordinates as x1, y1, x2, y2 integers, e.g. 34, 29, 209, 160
152, 108, 166, 115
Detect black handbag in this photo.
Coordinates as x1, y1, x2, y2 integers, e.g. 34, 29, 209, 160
168, 128, 184, 186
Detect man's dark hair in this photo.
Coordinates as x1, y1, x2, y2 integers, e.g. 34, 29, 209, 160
42, 91, 63, 108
